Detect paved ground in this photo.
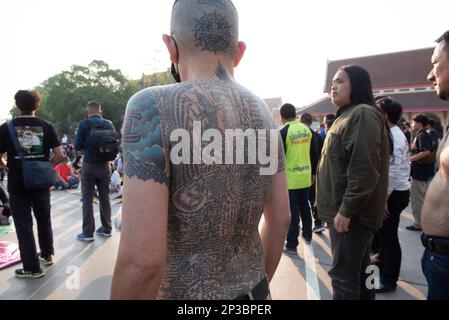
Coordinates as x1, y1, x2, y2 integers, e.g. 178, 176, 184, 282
0, 190, 427, 300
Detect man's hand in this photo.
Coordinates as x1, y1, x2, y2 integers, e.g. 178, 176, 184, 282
311, 175, 316, 185
334, 213, 351, 233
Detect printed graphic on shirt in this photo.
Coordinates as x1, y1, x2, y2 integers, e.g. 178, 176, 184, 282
15, 126, 45, 159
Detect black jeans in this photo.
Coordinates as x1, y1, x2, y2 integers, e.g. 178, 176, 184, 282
9, 190, 54, 272
329, 221, 376, 300
286, 188, 312, 248
377, 190, 410, 286
81, 162, 111, 236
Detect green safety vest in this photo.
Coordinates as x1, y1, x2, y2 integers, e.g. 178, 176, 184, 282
284, 120, 312, 190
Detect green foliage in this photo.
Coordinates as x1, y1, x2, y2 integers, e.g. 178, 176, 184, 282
9, 107, 19, 118
131, 69, 175, 91
9, 60, 174, 141
33, 60, 135, 139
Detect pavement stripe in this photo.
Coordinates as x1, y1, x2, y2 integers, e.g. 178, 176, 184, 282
302, 241, 321, 300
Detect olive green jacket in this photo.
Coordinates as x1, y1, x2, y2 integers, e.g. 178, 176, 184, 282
316, 103, 390, 230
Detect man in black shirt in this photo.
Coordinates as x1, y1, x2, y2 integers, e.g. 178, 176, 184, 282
299, 113, 325, 233
407, 114, 435, 231
0, 90, 65, 279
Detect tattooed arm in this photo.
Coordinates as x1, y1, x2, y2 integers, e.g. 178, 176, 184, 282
260, 170, 291, 282
111, 90, 169, 300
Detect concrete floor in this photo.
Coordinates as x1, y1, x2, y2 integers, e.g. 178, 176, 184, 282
0, 191, 427, 300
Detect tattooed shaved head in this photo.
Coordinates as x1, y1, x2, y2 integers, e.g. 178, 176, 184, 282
171, 0, 239, 58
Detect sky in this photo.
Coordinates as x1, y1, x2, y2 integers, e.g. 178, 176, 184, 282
1, 0, 448, 120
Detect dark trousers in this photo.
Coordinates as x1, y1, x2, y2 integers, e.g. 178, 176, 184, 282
329, 221, 376, 300
81, 162, 111, 236
377, 190, 410, 286
309, 183, 323, 227
286, 188, 312, 248
422, 249, 449, 300
9, 190, 54, 272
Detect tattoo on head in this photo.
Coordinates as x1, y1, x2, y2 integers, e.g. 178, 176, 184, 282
192, 11, 232, 53
123, 93, 169, 185
215, 61, 231, 81
197, 0, 227, 8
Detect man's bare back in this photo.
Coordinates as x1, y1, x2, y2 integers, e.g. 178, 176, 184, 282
421, 133, 449, 237
127, 79, 282, 299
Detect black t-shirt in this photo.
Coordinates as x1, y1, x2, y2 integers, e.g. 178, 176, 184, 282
428, 128, 439, 150
0, 117, 60, 194
411, 130, 434, 181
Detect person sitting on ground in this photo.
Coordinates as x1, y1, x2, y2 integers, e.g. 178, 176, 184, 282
54, 157, 79, 190
0, 185, 10, 226
109, 162, 122, 200
72, 155, 83, 176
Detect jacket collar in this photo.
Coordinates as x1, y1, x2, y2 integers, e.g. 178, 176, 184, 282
336, 103, 355, 118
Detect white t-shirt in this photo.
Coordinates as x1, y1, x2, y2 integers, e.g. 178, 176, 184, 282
388, 125, 411, 195
110, 170, 121, 189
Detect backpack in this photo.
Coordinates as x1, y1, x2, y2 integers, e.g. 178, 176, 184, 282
87, 119, 119, 162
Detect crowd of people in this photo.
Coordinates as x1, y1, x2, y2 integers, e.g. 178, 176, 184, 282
0, 0, 448, 301
0, 93, 121, 277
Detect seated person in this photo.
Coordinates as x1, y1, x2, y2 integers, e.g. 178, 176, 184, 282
0, 185, 10, 225
54, 157, 79, 190
72, 155, 83, 175
109, 162, 122, 200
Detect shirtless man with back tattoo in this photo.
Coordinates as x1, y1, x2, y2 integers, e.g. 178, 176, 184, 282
110, 0, 290, 300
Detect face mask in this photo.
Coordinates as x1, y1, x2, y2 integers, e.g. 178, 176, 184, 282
171, 63, 181, 83
170, 37, 181, 83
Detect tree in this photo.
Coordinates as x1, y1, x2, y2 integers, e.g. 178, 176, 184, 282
31, 60, 135, 139
9, 62, 174, 141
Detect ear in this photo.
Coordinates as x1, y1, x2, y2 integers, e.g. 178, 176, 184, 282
162, 34, 178, 64
233, 41, 246, 68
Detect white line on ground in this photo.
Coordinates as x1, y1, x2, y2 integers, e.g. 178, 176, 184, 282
302, 241, 321, 300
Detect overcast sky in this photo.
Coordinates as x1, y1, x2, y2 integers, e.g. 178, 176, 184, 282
1, 0, 447, 120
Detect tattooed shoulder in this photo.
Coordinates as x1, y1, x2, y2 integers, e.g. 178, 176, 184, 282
122, 89, 169, 185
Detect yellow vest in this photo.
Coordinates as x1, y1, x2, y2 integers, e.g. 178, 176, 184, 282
284, 120, 312, 190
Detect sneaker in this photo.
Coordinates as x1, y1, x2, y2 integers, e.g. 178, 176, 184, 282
304, 239, 312, 245
15, 268, 45, 279
406, 225, 422, 231
96, 227, 112, 238
313, 225, 326, 233
39, 255, 54, 267
283, 246, 297, 254
77, 233, 95, 242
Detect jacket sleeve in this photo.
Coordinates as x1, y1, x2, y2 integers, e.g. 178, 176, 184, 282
74, 121, 84, 152
338, 108, 385, 219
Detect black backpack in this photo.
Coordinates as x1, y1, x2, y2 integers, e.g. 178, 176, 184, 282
87, 119, 119, 162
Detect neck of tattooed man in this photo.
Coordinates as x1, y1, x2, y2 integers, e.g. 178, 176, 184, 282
183, 57, 234, 82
